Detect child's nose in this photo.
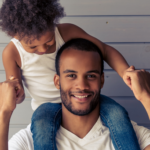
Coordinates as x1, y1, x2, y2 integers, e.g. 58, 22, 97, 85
39, 44, 47, 53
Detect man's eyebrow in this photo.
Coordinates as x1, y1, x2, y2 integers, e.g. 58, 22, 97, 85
63, 70, 77, 73
87, 70, 100, 74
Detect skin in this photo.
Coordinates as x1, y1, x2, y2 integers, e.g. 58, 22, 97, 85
0, 50, 150, 149
54, 49, 104, 138
2, 23, 129, 104
0, 78, 21, 150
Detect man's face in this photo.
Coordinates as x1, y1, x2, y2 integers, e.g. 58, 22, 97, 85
54, 48, 104, 116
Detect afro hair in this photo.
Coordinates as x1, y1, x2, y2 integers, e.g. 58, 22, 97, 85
0, 0, 65, 41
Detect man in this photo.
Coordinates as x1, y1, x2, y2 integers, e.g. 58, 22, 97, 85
0, 38, 150, 150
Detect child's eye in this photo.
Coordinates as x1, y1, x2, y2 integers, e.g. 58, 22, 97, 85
30, 46, 37, 49
47, 40, 55, 46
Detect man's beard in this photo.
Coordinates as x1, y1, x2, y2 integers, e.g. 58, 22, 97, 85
60, 86, 100, 116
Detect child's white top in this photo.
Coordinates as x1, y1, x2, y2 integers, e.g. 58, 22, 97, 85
11, 27, 65, 110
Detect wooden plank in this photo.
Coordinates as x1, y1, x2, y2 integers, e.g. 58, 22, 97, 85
1, 17, 150, 43
0, 70, 146, 97
102, 70, 149, 96
1, 43, 150, 71
0, 46, 4, 70
0, 44, 7, 70
10, 98, 33, 125
111, 97, 149, 124
101, 71, 133, 96
102, 70, 150, 96
60, 0, 150, 15
0, 70, 149, 98
0, 31, 11, 43
1, 0, 150, 16
9, 128, 22, 139
104, 43, 150, 69
60, 16, 150, 42
0, 0, 2, 7
9, 125, 27, 139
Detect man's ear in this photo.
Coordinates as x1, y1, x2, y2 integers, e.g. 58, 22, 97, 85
54, 74, 60, 89
100, 73, 104, 89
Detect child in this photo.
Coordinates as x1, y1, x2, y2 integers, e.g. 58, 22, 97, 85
0, 0, 140, 149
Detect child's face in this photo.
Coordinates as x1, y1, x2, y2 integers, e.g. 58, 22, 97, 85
20, 31, 55, 55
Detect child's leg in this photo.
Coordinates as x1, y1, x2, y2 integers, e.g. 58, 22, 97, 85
31, 103, 62, 150
100, 95, 140, 150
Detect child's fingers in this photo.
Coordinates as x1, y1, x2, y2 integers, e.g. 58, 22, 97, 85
7, 78, 22, 96
125, 78, 132, 90
127, 66, 135, 71
8, 76, 20, 90
7, 76, 24, 103
130, 66, 135, 70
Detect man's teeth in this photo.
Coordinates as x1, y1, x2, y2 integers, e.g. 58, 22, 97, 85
74, 95, 88, 98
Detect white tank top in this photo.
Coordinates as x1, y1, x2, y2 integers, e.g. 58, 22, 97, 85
11, 27, 65, 110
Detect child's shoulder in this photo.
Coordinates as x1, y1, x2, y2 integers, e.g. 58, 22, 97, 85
57, 23, 104, 47
3, 41, 21, 68
57, 23, 87, 42
57, 23, 105, 56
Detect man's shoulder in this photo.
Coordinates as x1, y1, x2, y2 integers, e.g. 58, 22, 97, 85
9, 124, 33, 150
131, 120, 150, 149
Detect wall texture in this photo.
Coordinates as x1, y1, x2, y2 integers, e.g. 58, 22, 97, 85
0, 0, 150, 139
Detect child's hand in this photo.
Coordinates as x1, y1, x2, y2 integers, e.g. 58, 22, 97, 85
0, 78, 21, 113
9, 76, 25, 104
123, 66, 135, 90
123, 69, 150, 102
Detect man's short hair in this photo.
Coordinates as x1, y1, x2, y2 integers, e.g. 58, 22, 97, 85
55, 38, 104, 75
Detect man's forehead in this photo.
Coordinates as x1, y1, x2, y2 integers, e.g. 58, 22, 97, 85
63, 69, 101, 75
60, 48, 101, 60
59, 48, 101, 72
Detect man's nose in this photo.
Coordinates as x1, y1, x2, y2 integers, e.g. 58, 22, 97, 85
76, 78, 89, 90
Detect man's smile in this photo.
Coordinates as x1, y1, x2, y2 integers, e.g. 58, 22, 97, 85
70, 93, 93, 102
73, 95, 89, 98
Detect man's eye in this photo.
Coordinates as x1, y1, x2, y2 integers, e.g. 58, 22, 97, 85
87, 75, 96, 78
67, 74, 76, 78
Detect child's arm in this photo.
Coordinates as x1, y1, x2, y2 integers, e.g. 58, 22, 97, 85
59, 23, 129, 78
2, 42, 25, 104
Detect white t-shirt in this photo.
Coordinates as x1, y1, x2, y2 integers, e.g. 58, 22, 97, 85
9, 117, 150, 150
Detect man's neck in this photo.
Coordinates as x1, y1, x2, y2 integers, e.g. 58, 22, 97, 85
61, 105, 99, 138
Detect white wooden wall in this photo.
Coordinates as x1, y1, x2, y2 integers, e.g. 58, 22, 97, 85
0, 0, 150, 139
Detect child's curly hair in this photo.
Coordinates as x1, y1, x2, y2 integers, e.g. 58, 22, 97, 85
0, 0, 65, 41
